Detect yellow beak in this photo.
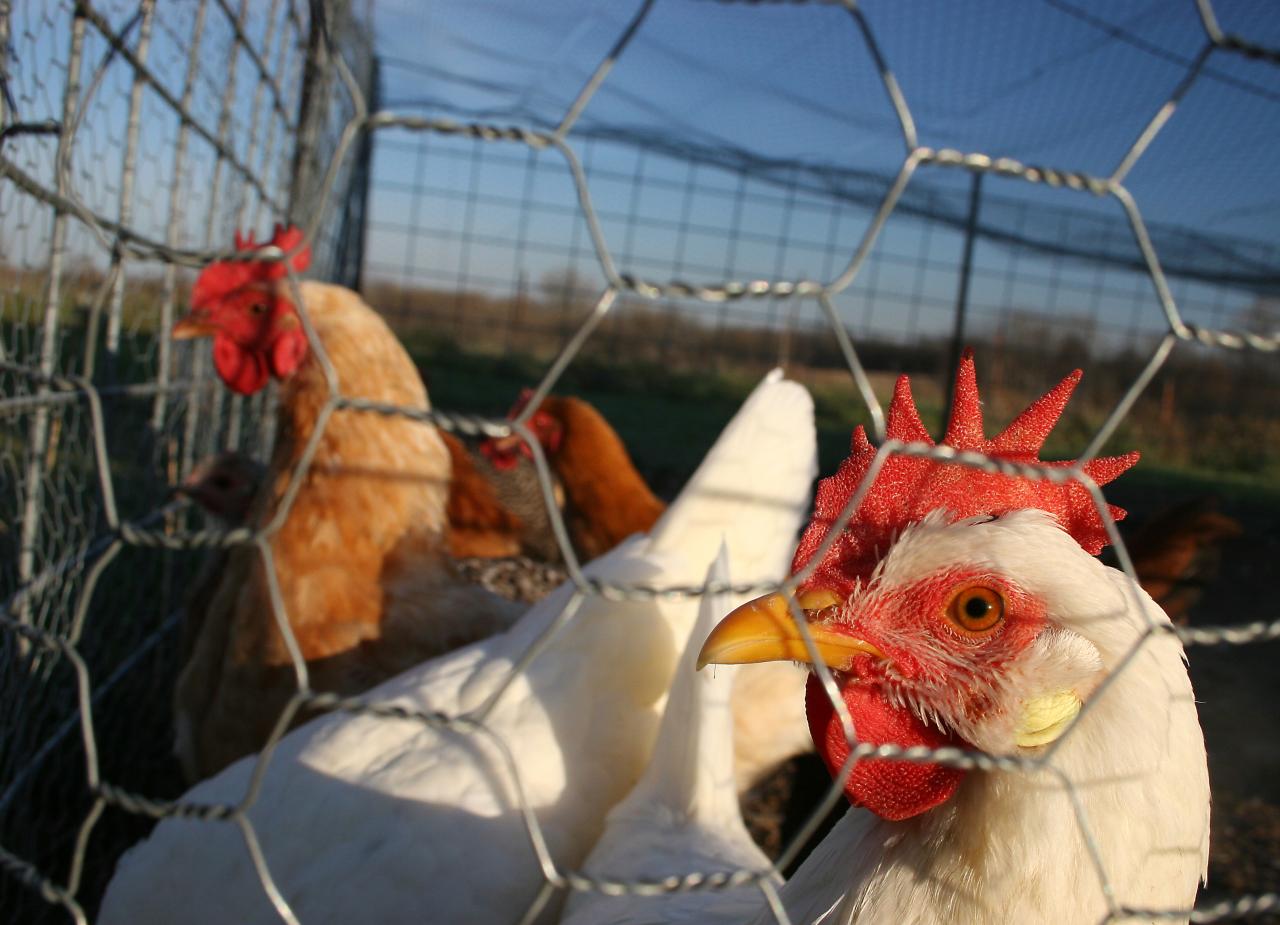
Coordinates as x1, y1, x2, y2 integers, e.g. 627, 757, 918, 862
696, 590, 886, 671
172, 314, 218, 340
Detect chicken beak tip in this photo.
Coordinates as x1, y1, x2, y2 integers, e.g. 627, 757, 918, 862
172, 314, 217, 340
697, 592, 795, 668
697, 588, 881, 671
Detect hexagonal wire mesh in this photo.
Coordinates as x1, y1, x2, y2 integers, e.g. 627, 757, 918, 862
1, 0, 1278, 923
0, 0, 368, 920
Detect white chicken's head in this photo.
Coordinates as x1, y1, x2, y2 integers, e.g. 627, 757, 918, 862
699, 353, 1141, 822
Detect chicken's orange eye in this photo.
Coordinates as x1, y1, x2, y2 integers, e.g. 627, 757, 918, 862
947, 585, 1004, 635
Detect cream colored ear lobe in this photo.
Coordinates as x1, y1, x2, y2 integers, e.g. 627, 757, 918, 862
1015, 690, 1083, 748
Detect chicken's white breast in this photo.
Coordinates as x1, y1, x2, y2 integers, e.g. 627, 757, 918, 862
561, 546, 779, 925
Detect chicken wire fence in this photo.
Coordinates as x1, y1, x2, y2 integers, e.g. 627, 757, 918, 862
0, 1, 1277, 923
0, 0, 374, 920
367, 60, 1280, 379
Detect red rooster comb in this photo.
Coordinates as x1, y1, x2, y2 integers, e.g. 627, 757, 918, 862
478, 388, 564, 470
793, 352, 1138, 595
192, 224, 312, 307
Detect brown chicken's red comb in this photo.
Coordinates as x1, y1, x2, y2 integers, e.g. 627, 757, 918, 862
477, 388, 564, 470
192, 224, 312, 307
793, 351, 1138, 595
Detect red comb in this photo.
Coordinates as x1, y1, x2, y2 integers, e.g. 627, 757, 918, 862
509, 388, 536, 419
793, 352, 1138, 595
477, 388, 564, 468
192, 224, 311, 307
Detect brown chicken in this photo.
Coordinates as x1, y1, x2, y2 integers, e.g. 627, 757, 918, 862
439, 431, 526, 558
169, 225, 520, 782
172, 452, 264, 665
178, 440, 533, 562
174, 451, 264, 527
1123, 495, 1243, 624
480, 391, 667, 563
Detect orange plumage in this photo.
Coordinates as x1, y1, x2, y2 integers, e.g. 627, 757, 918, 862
537, 395, 667, 561
171, 231, 519, 782
479, 393, 667, 563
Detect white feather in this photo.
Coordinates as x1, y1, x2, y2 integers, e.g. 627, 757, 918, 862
98, 370, 817, 925
561, 544, 780, 925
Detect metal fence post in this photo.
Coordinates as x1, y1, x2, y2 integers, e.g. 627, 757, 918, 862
15, 10, 87, 638
332, 56, 377, 291
288, 0, 336, 234
0, 1, 11, 130
101, 0, 155, 385
943, 170, 983, 427
181, 0, 250, 474
152, 0, 211, 435
224, 0, 286, 450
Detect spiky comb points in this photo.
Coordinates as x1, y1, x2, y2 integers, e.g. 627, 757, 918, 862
793, 351, 1138, 595
191, 224, 311, 307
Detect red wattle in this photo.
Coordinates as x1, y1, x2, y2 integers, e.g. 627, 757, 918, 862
805, 673, 965, 822
212, 337, 270, 396
269, 328, 309, 380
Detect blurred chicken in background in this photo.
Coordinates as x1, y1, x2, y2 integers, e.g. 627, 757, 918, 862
174, 451, 263, 529
1122, 495, 1243, 625
168, 225, 521, 782
171, 451, 265, 670
480, 389, 667, 563
439, 431, 527, 558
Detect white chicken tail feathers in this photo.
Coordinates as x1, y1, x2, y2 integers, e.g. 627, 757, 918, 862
623, 545, 739, 823
647, 371, 817, 586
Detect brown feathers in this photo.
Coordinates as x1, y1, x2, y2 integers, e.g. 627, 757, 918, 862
441, 430, 525, 558
537, 395, 666, 561
174, 282, 519, 782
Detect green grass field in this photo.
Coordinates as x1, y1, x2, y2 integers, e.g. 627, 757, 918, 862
407, 334, 1280, 520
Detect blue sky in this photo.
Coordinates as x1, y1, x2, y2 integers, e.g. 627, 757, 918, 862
4, 1, 1276, 353
2, 1, 300, 272
370, 0, 1280, 231
361, 0, 1280, 349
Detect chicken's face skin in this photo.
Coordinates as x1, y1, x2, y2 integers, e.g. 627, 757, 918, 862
702, 510, 1111, 822
174, 224, 312, 395
175, 284, 308, 395
804, 567, 1047, 821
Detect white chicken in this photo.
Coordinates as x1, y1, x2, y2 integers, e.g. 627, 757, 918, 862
99, 370, 818, 925
560, 545, 779, 925
697, 354, 1211, 924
